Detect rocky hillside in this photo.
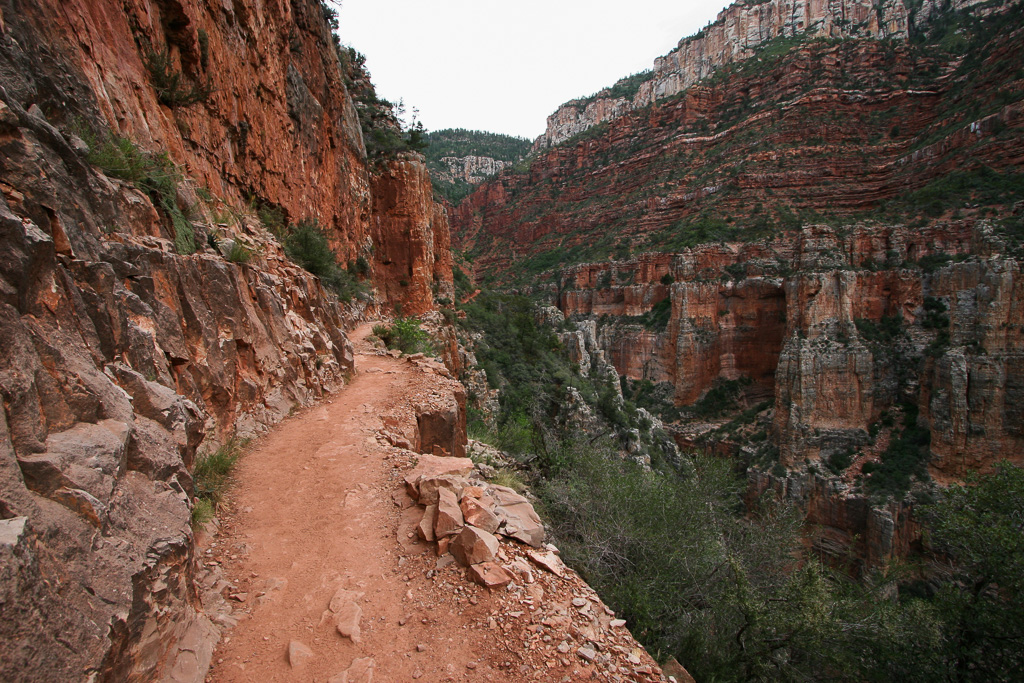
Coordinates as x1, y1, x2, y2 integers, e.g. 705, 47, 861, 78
0, 0, 454, 679
424, 129, 532, 204
450, 0, 1024, 572
533, 0, 1015, 149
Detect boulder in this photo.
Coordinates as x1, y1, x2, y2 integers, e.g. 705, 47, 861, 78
416, 474, 466, 505
460, 496, 499, 534
433, 487, 464, 538
450, 526, 499, 567
403, 455, 473, 499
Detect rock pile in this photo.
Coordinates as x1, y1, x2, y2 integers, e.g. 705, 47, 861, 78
391, 448, 678, 682
403, 454, 545, 590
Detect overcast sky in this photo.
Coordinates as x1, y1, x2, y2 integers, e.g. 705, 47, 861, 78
335, 0, 728, 141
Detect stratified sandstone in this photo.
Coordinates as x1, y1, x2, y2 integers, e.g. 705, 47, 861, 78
533, 0, 1021, 149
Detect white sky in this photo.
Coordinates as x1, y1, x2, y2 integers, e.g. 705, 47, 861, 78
335, 0, 729, 141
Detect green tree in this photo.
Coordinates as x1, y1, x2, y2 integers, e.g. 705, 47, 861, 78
924, 462, 1024, 680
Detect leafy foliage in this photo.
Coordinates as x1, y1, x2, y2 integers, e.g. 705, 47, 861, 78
920, 462, 1024, 681
863, 402, 931, 498
79, 128, 196, 254
372, 317, 435, 355
283, 220, 368, 301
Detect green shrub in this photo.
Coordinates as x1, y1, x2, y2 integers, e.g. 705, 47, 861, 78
855, 315, 904, 343
283, 220, 367, 301
144, 48, 212, 107
689, 377, 752, 418
863, 403, 931, 497
191, 437, 246, 529
372, 317, 435, 355
225, 241, 253, 264
80, 129, 196, 254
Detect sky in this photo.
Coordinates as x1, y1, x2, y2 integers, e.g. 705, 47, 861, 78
335, 0, 729, 141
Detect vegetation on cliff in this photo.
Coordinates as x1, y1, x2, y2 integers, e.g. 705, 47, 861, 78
460, 291, 1024, 682
453, 6, 1024, 283
423, 129, 532, 203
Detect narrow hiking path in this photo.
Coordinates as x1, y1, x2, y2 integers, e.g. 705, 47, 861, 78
202, 322, 513, 682
201, 323, 667, 683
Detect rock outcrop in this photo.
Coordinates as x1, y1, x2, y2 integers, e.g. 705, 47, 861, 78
547, 220, 1023, 568
436, 155, 511, 185
0, 0, 455, 679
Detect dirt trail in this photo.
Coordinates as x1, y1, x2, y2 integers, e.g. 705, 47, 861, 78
204, 323, 667, 683
204, 324, 534, 682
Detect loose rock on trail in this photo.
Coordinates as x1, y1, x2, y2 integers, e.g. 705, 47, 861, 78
203, 323, 667, 682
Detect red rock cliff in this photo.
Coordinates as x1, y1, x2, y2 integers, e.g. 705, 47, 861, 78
0, 0, 454, 680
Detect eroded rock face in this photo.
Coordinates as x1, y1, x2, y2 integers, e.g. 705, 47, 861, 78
454, 11, 1024, 278
0, 0, 450, 678
0, 89, 363, 680
436, 155, 511, 185
549, 222, 1022, 568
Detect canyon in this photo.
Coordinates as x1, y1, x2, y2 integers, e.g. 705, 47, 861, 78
2, 0, 1023, 678
451, 0, 1024, 573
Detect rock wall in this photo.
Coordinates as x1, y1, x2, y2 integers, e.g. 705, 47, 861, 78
535, 0, 910, 149
0, 0, 452, 315
552, 222, 1023, 566
533, 0, 1022, 149
0, 0, 454, 679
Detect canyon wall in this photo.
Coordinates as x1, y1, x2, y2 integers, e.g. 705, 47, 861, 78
454, 7, 1024, 276
553, 221, 1023, 568
0, 0, 453, 679
533, 0, 1021, 149
436, 155, 512, 185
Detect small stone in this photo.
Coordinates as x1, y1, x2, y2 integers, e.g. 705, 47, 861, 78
572, 598, 588, 608
416, 643, 427, 652
610, 619, 626, 628
466, 661, 478, 669
335, 601, 363, 643
577, 646, 597, 663
467, 561, 515, 590
417, 504, 438, 542
557, 641, 571, 654
328, 656, 375, 683
527, 549, 567, 577
287, 640, 314, 669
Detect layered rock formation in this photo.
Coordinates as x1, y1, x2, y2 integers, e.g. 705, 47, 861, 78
451, 2, 1024, 573
533, 0, 1021, 149
456, 16, 1024, 276
0, 0, 455, 679
552, 219, 1023, 568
